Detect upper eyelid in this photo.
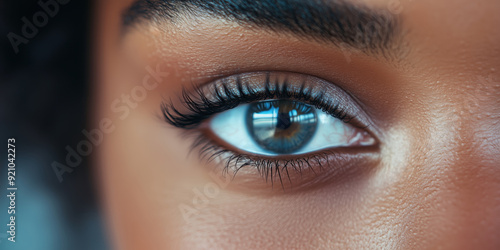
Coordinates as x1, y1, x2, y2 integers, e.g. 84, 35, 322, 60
161, 71, 379, 137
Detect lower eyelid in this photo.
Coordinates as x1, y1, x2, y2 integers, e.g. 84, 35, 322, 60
189, 131, 380, 192
196, 118, 379, 179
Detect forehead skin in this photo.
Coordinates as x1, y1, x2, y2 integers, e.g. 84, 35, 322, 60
94, 0, 500, 249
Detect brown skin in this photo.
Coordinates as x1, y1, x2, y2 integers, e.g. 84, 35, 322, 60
94, 0, 500, 249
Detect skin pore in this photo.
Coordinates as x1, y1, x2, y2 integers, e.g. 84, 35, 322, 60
95, 0, 500, 249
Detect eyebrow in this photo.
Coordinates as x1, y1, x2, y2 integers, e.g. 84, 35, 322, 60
123, 0, 401, 56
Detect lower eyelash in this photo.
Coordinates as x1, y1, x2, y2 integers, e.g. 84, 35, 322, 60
189, 132, 332, 189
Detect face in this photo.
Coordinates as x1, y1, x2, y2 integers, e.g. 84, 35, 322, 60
94, 0, 500, 249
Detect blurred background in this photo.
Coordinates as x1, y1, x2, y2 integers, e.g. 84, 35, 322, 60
0, 0, 108, 249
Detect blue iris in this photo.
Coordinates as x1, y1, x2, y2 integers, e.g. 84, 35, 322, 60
246, 100, 318, 154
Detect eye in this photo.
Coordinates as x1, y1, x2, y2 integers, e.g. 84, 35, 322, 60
162, 71, 379, 188
210, 99, 375, 156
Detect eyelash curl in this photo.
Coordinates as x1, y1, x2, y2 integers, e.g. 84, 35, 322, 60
161, 72, 358, 188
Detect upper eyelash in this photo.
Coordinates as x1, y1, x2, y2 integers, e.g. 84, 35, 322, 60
161, 72, 352, 129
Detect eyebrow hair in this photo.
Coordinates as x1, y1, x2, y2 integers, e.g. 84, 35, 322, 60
123, 0, 401, 56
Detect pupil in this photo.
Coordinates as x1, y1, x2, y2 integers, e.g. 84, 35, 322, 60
277, 112, 291, 129
247, 100, 318, 154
